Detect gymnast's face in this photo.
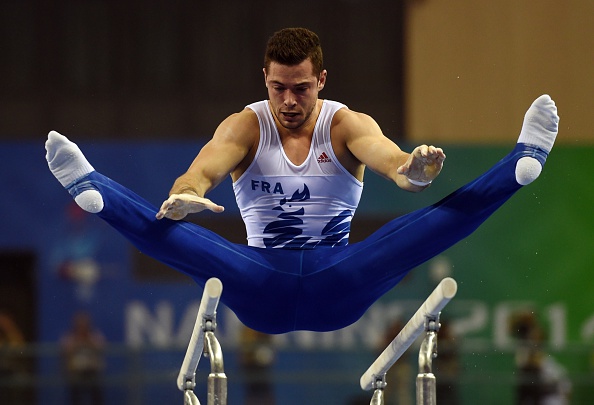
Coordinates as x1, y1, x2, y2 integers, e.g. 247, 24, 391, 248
264, 58, 327, 131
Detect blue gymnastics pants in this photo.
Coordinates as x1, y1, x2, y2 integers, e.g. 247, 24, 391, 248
67, 143, 547, 334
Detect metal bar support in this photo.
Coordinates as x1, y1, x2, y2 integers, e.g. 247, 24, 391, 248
204, 331, 227, 405
416, 313, 440, 405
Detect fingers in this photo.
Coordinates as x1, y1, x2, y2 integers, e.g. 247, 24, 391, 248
155, 194, 224, 220
156, 196, 180, 220
397, 145, 445, 176
396, 163, 409, 176
414, 145, 446, 164
207, 201, 225, 213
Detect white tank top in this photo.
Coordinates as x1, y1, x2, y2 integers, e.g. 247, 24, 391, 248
233, 100, 364, 248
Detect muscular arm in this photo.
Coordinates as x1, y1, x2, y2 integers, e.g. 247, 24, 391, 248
156, 109, 259, 220
333, 109, 445, 192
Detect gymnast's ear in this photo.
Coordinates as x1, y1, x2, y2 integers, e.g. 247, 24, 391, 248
318, 69, 327, 91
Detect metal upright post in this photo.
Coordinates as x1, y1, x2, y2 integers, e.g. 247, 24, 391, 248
178, 278, 225, 405
183, 390, 200, 405
369, 374, 386, 405
204, 328, 227, 405
416, 314, 440, 405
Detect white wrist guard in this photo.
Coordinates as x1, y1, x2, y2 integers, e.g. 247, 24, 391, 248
407, 177, 432, 187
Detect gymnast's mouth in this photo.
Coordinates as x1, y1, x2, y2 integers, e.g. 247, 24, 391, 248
280, 112, 301, 122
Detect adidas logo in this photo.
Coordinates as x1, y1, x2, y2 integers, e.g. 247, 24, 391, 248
317, 152, 331, 163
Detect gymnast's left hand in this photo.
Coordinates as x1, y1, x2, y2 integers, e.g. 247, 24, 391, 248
156, 194, 225, 220
397, 145, 446, 184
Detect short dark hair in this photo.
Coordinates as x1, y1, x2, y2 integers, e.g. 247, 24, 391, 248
264, 28, 323, 77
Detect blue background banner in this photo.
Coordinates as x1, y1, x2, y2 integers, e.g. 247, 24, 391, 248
1, 142, 592, 404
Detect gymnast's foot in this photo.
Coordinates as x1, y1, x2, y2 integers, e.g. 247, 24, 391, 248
515, 94, 559, 185
45, 131, 104, 213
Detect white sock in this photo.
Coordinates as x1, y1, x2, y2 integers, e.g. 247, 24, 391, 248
515, 157, 542, 186
73, 192, 104, 214
517, 94, 559, 153
515, 95, 559, 185
45, 131, 104, 213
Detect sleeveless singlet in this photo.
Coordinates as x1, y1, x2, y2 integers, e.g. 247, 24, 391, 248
233, 100, 364, 248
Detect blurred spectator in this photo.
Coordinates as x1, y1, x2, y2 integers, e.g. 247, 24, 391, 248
60, 311, 106, 405
52, 202, 103, 302
511, 311, 571, 405
238, 326, 275, 405
0, 310, 27, 403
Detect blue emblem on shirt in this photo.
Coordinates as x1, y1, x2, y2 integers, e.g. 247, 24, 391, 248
263, 184, 352, 249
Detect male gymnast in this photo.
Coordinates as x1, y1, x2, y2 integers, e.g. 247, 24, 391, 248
46, 28, 559, 334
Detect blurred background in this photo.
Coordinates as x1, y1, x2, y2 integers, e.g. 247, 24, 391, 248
1, 0, 593, 404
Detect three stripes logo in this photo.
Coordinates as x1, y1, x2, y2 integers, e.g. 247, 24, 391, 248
317, 152, 331, 163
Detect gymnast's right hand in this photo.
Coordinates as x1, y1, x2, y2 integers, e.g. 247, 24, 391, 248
156, 194, 225, 220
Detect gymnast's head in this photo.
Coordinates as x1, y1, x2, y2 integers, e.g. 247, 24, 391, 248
262, 28, 327, 130
264, 27, 324, 79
